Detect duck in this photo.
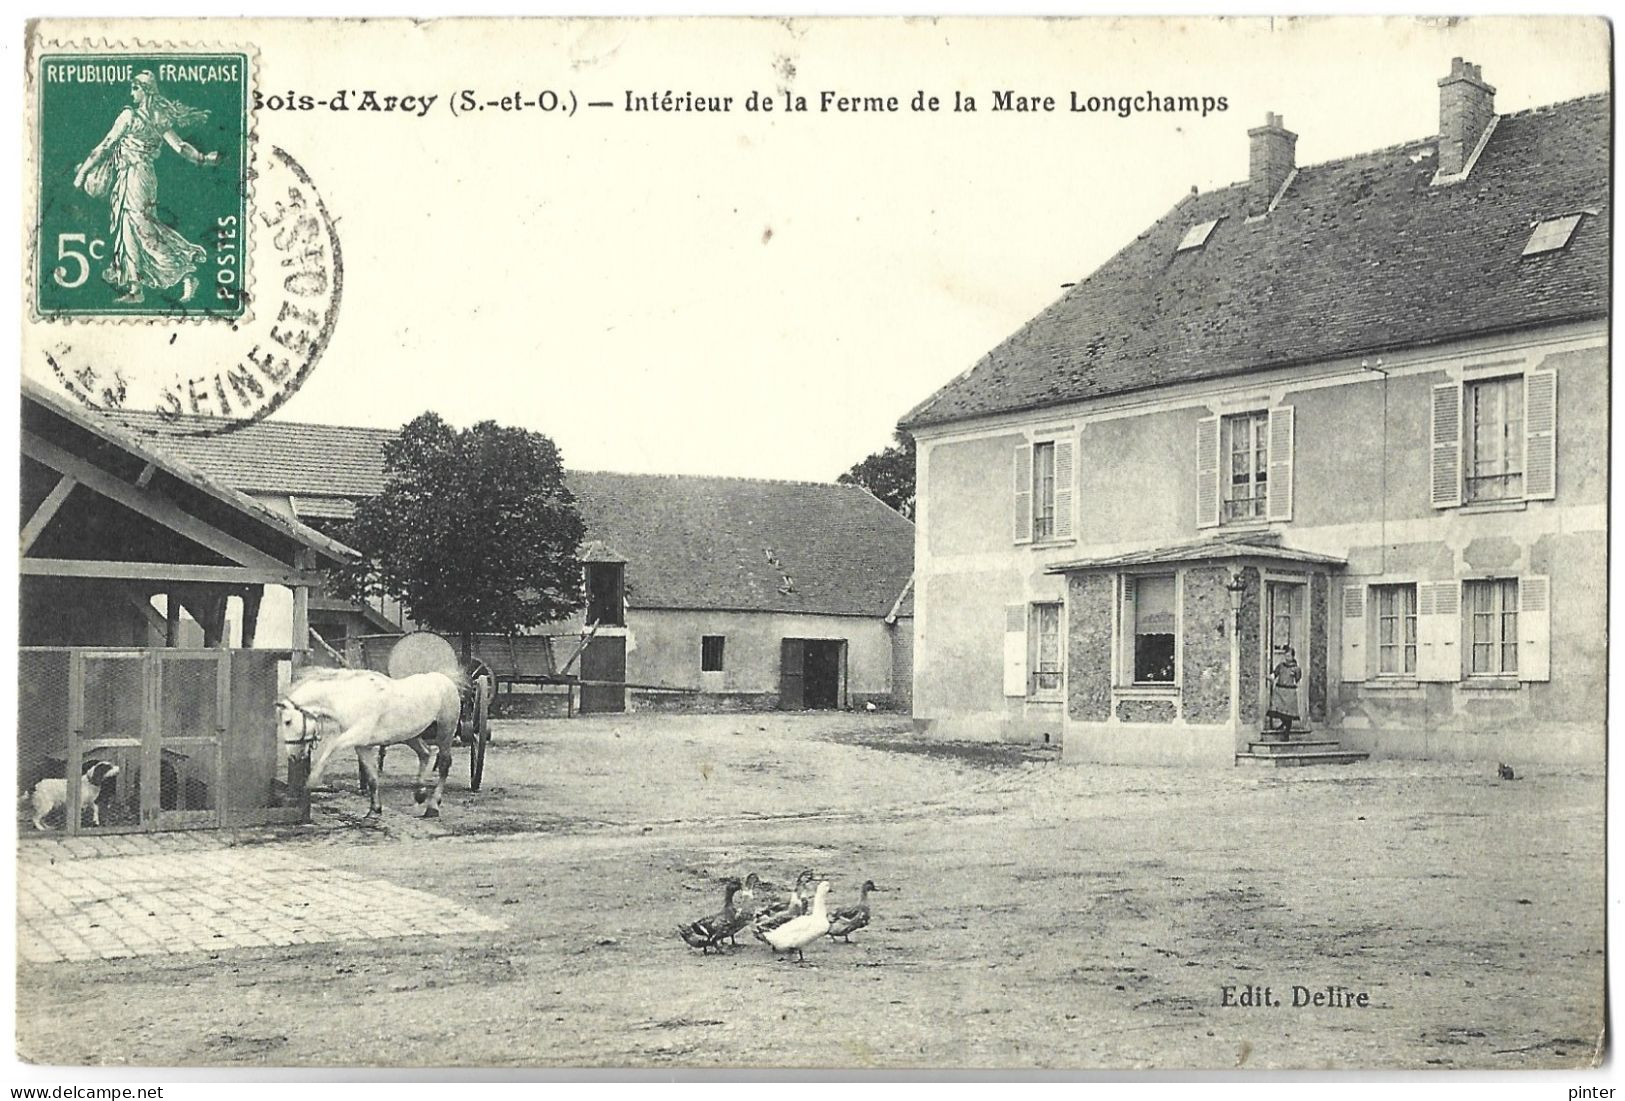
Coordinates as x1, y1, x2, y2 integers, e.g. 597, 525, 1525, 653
676, 878, 746, 953
753, 880, 831, 963
827, 880, 884, 943
752, 869, 816, 931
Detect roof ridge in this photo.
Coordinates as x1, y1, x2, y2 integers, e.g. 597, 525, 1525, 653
1206, 91, 1609, 190
574, 468, 869, 492
1499, 90, 1611, 120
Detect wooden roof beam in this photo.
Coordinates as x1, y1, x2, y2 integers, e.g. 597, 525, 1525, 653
21, 429, 299, 576
19, 473, 77, 555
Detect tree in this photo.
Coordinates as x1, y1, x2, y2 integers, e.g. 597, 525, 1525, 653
839, 430, 916, 519
330, 413, 586, 654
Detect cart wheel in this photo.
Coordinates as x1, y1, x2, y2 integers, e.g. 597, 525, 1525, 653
468, 676, 491, 791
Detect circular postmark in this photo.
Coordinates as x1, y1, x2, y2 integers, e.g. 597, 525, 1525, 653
34, 144, 342, 438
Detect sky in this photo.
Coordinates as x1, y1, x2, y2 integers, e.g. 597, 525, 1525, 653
19, 16, 1611, 483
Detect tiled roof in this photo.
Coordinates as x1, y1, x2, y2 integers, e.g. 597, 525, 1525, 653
902, 94, 1610, 430
120, 415, 916, 617
1046, 537, 1347, 573
22, 382, 354, 566
569, 470, 915, 617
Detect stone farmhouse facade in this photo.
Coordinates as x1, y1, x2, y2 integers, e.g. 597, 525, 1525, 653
901, 61, 1608, 765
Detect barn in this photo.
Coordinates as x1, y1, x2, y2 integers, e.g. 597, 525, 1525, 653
19, 381, 354, 833
116, 416, 917, 715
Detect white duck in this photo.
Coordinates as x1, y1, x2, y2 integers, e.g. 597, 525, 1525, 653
753, 880, 831, 963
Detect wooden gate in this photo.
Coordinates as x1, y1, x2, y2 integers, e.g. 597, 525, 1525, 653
19, 647, 306, 835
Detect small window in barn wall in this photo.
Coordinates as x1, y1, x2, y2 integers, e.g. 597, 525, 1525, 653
701, 635, 725, 672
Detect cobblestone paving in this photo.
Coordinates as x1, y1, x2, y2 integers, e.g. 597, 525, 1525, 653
17, 835, 504, 964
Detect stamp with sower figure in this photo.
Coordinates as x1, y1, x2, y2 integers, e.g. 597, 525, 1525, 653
29, 43, 341, 436
34, 50, 250, 320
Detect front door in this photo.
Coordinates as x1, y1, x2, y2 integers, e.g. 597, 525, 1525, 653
1265, 580, 1306, 721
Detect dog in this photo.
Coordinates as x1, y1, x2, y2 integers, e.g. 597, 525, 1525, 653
23, 759, 120, 830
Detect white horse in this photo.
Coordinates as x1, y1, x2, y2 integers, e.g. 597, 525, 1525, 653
276, 667, 467, 819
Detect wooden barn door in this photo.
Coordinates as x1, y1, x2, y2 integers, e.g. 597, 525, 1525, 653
779, 639, 806, 710
579, 635, 626, 714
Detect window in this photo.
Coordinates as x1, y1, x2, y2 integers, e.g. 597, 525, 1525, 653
1222, 411, 1269, 522
700, 635, 725, 672
1522, 214, 1583, 257
1466, 579, 1518, 676
1032, 441, 1057, 541
1031, 603, 1062, 694
1177, 219, 1219, 252
1373, 584, 1417, 676
584, 562, 625, 626
1464, 376, 1524, 503
1130, 575, 1177, 684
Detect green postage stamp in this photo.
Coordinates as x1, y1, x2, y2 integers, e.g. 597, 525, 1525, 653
33, 49, 252, 320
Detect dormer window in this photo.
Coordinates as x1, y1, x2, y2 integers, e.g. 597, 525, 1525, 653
1522, 214, 1583, 257
1176, 219, 1219, 253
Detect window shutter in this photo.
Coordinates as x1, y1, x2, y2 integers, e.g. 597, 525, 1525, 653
1340, 584, 1367, 682
1196, 416, 1220, 528
1518, 576, 1551, 681
1003, 604, 1028, 696
1013, 444, 1033, 544
1053, 438, 1075, 540
1118, 576, 1137, 684
1430, 383, 1463, 509
1415, 580, 1461, 682
1524, 370, 1557, 501
1265, 406, 1294, 522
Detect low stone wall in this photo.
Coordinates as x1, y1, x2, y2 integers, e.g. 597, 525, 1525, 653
631, 691, 780, 714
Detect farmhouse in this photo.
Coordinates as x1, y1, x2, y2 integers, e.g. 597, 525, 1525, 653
135, 417, 917, 714
901, 61, 1607, 765
19, 379, 353, 832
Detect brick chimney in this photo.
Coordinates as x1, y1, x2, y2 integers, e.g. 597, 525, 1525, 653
1437, 57, 1496, 175
1247, 112, 1296, 216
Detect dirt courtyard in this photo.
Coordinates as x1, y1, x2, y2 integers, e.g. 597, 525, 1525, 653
15, 712, 1605, 1070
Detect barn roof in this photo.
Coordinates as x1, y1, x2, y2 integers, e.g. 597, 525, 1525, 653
116, 414, 917, 618
901, 93, 1610, 430
21, 381, 354, 571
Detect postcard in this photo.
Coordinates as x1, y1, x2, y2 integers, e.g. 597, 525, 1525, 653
15, 15, 1610, 1072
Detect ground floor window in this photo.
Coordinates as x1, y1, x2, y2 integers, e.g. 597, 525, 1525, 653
1466, 579, 1518, 675
1031, 603, 1062, 694
701, 635, 725, 672
1130, 574, 1177, 684
1374, 584, 1417, 676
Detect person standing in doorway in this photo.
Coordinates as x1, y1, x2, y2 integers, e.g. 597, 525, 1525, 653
1267, 646, 1302, 734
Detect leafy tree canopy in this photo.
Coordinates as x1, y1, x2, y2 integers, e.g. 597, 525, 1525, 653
330, 413, 586, 640
838, 430, 916, 519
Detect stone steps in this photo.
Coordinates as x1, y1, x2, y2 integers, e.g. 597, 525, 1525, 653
1234, 727, 1369, 768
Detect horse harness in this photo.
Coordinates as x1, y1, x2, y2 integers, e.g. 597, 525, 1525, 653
277, 699, 329, 757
